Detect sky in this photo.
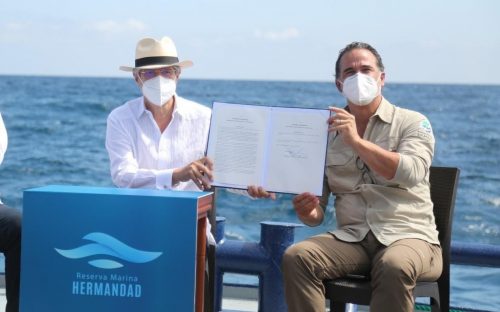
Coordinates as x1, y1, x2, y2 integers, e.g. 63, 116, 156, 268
1, 0, 499, 85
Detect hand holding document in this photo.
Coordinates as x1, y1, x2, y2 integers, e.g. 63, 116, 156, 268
206, 102, 330, 195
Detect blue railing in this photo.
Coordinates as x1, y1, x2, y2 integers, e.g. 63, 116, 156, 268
214, 217, 302, 312
215, 217, 500, 312
451, 242, 500, 268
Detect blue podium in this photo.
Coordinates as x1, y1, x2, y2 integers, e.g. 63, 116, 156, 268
20, 185, 213, 312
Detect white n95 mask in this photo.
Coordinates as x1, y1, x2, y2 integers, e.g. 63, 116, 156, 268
341, 73, 380, 106
141, 76, 176, 107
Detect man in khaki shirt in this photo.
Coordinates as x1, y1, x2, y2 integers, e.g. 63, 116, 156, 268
281, 42, 442, 312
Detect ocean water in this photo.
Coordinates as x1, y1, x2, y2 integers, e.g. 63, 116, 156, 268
0, 75, 499, 310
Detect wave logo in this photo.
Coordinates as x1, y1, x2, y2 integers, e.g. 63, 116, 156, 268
54, 232, 163, 269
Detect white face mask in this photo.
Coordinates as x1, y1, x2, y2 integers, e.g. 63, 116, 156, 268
141, 76, 176, 107
340, 73, 381, 106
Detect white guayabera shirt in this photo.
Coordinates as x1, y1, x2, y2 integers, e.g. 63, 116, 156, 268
0, 112, 7, 204
106, 95, 214, 241
0, 113, 7, 166
106, 95, 211, 191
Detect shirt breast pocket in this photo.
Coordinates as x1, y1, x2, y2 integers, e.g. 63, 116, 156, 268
326, 148, 356, 191
326, 147, 354, 166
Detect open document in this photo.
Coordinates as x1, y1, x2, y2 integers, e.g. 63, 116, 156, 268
206, 102, 330, 195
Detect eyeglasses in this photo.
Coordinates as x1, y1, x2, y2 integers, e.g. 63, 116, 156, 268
356, 156, 374, 184
137, 66, 179, 81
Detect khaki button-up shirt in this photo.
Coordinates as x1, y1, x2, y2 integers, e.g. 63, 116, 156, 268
321, 98, 439, 246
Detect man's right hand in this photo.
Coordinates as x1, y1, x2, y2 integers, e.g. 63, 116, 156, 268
172, 156, 214, 190
292, 192, 323, 226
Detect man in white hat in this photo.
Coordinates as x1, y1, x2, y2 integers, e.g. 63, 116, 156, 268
106, 36, 215, 311
107, 36, 213, 191
108, 37, 275, 196
106, 36, 271, 311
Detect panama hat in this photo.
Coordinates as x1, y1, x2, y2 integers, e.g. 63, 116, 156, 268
119, 36, 193, 72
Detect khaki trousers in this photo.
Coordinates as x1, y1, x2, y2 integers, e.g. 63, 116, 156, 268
281, 231, 442, 312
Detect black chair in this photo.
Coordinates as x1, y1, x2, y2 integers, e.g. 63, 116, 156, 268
324, 166, 460, 312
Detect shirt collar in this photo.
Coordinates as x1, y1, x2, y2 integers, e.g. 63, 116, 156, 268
343, 97, 393, 124
171, 94, 188, 119
372, 97, 394, 124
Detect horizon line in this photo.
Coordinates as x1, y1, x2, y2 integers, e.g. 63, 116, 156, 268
0, 73, 499, 87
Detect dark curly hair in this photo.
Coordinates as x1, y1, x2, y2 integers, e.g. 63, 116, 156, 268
335, 42, 385, 78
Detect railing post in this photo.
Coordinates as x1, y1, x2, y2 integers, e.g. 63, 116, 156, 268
259, 221, 299, 312
214, 217, 301, 312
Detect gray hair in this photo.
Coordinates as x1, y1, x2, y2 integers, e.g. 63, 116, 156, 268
334, 42, 385, 78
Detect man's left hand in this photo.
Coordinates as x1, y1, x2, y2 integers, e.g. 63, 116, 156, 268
172, 156, 214, 190
247, 185, 276, 200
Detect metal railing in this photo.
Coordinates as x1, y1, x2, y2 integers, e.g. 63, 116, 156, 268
215, 217, 301, 312
215, 217, 500, 312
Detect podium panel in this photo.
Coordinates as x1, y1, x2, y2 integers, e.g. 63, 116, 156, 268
20, 185, 212, 312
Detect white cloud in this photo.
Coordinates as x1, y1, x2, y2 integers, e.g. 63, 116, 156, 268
0, 22, 32, 43
125, 19, 147, 31
254, 27, 300, 41
4, 22, 30, 31
86, 19, 147, 34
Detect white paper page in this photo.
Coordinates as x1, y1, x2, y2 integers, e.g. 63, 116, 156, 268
207, 102, 270, 188
265, 108, 330, 195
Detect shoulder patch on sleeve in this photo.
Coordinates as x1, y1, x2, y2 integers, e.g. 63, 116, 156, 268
420, 119, 432, 133
418, 119, 434, 139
